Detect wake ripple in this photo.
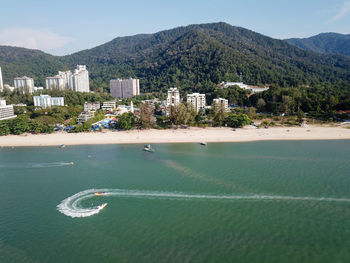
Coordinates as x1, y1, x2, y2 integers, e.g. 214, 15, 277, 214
57, 189, 350, 218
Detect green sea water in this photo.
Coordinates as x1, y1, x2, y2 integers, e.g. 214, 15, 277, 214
1, 141, 350, 263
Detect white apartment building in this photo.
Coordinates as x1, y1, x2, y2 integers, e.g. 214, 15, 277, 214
0, 67, 3, 92
110, 78, 140, 98
77, 111, 94, 123
71, 65, 89, 92
187, 93, 206, 112
46, 71, 73, 90
0, 99, 17, 121
14, 76, 34, 93
46, 76, 65, 90
101, 101, 116, 111
166, 87, 180, 107
212, 98, 229, 112
84, 102, 100, 112
33, 94, 64, 109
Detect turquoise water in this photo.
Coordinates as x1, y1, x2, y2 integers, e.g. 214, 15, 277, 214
1, 141, 350, 263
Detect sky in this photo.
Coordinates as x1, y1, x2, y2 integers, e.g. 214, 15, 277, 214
0, 0, 349, 56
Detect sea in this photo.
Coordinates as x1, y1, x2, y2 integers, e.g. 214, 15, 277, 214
1, 140, 350, 263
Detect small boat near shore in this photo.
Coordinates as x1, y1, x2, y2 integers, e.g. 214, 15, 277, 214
144, 144, 155, 152
199, 142, 207, 146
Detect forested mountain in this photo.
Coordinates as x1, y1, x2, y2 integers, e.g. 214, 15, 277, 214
0, 22, 350, 93
286, 33, 350, 57
0, 46, 66, 87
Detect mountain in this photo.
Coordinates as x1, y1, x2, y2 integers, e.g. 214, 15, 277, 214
1, 23, 350, 93
285, 33, 350, 57
0, 46, 66, 87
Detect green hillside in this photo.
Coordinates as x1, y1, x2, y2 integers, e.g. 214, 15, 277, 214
286, 33, 350, 57
0, 22, 350, 93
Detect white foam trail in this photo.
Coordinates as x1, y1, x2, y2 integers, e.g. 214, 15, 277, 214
0, 162, 72, 169
57, 189, 350, 218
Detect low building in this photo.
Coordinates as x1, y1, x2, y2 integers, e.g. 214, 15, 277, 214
14, 76, 35, 93
0, 99, 17, 121
77, 111, 94, 123
187, 93, 206, 112
33, 94, 64, 108
101, 101, 116, 111
166, 87, 180, 107
212, 98, 229, 112
84, 102, 100, 112
220, 82, 269, 93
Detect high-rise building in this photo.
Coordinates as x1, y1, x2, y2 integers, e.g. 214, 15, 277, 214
46, 76, 65, 90
0, 67, 3, 92
166, 87, 180, 107
109, 78, 140, 98
14, 76, 34, 94
0, 98, 17, 121
212, 98, 229, 112
46, 71, 72, 90
33, 94, 64, 108
187, 93, 206, 112
71, 65, 89, 92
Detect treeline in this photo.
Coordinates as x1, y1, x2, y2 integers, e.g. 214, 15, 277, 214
115, 102, 251, 131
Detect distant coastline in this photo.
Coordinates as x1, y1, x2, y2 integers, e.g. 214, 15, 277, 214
1, 125, 350, 147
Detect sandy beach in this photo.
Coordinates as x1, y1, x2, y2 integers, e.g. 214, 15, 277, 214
1, 125, 350, 147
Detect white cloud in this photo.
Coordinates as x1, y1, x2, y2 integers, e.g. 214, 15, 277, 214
0, 28, 73, 52
330, 1, 350, 22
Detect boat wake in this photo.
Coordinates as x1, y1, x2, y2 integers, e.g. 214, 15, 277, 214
57, 188, 350, 218
0, 162, 73, 169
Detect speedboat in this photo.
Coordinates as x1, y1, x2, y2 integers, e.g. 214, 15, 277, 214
94, 192, 105, 196
98, 203, 107, 209
59, 144, 65, 149
199, 142, 207, 146
144, 144, 154, 152
69, 162, 74, 165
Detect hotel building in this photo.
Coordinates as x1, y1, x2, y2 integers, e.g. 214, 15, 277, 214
212, 98, 229, 111
0, 99, 17, 121
187, 93, 206, 112
14, 76, 34, 94
166, 87, 180, 107
33, 94, 64, 109
110, 78, 140, 98
71, 65, 90, 92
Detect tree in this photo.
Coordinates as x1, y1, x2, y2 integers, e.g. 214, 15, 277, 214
0, 121, 10, 135
246, 107, 256, 119
10, 115, 31, 135
210, 102, 228, 126
139, 102, 155, 129
116, 112, 135, 130
256, 98, 266, 111
225, 113, 251, 128
169, 103, 196, 126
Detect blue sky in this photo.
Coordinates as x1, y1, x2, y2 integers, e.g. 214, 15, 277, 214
0, 0, 349, 55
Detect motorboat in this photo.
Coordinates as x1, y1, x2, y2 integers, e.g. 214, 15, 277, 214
98, 203, 107, 209
94, 192, 105, 196
144, 144, 154, 152
69, 162, 74, 165
59, 144, 65, 149
199, 142, 207, 146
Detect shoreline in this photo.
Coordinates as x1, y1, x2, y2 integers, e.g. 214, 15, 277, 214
1, 125, 350, 147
